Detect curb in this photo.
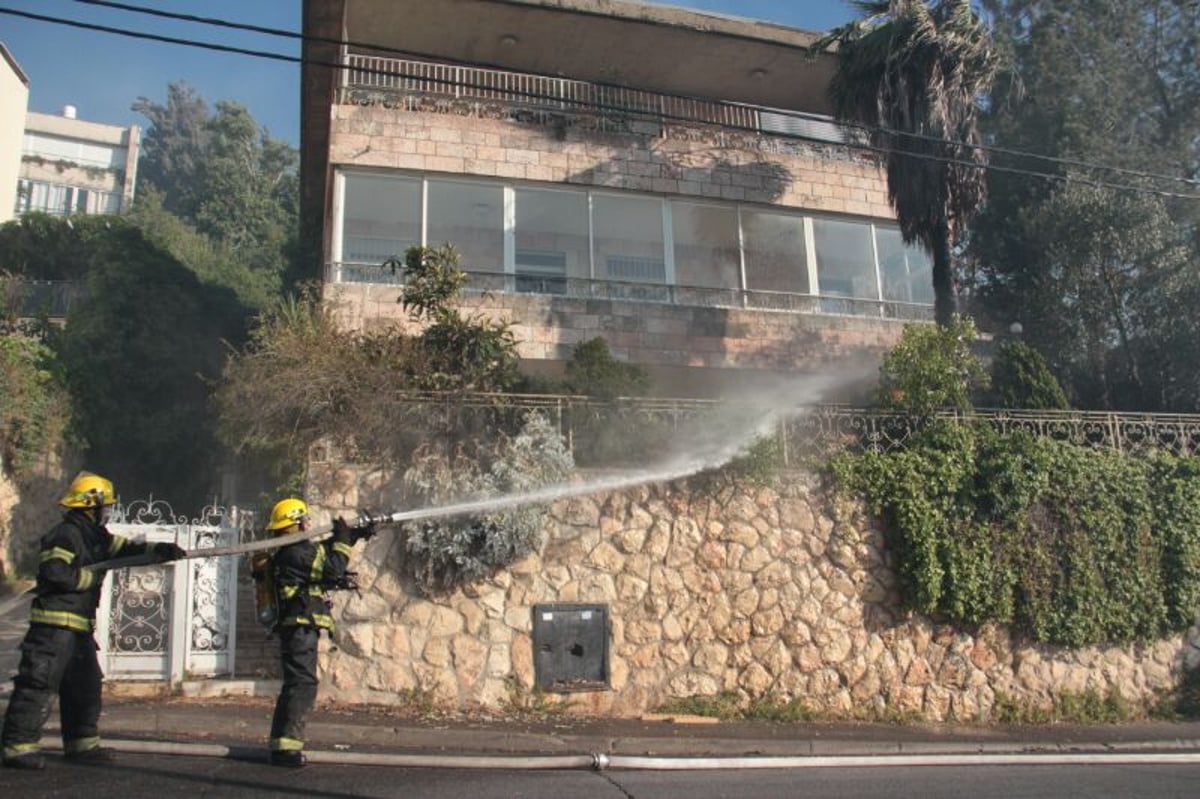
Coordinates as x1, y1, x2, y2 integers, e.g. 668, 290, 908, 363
35, 736, 1200, 771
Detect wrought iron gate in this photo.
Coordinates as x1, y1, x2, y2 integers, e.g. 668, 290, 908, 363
96, 501, 252, 683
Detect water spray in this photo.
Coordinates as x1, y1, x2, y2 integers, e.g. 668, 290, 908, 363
85, 372, 852, 573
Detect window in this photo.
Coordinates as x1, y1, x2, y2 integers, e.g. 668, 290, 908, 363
741, 209, 808, 294
342, 174, 421, 265
331, 168, 937, 313
671, 202, 739, 289
427, 179, 504, 273
592, 194, 665, 283
812, 218, 878, 300
876, 227, 934, 304
515, 188, 589, 294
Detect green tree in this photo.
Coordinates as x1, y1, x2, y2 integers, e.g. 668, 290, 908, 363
133, 82, 298, 294
0, 216, 250, 511
133, 82, 210, 218
970, 0, 1200, 410
815, 1, 999, 326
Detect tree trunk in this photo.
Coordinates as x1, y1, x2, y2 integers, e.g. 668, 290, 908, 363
931, 218, 957, 327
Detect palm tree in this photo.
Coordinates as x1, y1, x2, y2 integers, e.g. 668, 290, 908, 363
814, 1, 998, 326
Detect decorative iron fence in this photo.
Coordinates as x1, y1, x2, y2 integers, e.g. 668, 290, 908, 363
97, 500, 256, 683
1, 278, 84, 320
373, 394, 1200, 465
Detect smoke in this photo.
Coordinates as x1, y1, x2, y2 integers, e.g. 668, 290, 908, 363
386, 367, 866, 527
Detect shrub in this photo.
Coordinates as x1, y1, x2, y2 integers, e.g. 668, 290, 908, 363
564, 337, 650, 399
402, 412, 574, 595
876, 316, 988, 414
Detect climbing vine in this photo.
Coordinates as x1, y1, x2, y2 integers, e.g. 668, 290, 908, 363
834, 422, 1200, 647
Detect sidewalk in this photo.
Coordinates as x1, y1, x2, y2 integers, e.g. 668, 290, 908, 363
41, 692, 1200, 759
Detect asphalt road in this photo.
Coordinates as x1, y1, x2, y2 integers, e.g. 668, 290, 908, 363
2, 754, 1199, 798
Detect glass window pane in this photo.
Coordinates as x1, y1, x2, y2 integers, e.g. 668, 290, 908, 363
342, 173, 421, 265
813, 218, 878, 300
592, 194, 665, 283
427, 179, 504, 273
876, 227, 933, 304
742, 210, 808, 294
671, 202, 740, 289
515, 187, 589, 294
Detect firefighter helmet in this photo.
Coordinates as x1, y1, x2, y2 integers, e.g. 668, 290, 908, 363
59, 472, 116, 509
267, 498, 309, 533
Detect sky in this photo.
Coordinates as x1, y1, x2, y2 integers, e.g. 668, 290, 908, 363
0, 1, 858, 146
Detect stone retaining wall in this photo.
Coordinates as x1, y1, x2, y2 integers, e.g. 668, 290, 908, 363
314, 474, 1200, 719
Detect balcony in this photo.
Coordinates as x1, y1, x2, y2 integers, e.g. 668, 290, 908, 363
340, 53, 849, 147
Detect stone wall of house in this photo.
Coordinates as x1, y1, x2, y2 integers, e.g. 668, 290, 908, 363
330, 104, 893, 218
325, 103, 912, 379
310, 474, 1200, 720
327, 281, 908, 375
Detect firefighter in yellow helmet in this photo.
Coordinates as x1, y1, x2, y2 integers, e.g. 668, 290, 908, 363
1, 472, 185, 770
261, 497, 375, 768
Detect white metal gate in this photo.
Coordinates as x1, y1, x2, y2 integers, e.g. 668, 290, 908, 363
96, 500, 251, 683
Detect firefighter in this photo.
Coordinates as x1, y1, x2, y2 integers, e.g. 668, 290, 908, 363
263, 497, 375, 768
1, 472, 186, 770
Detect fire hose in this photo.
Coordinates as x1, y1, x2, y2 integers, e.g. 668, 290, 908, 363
82, 456, 728, 573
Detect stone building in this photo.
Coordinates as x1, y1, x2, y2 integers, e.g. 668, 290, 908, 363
16, 107, 140, 217
301, 0, 934, 397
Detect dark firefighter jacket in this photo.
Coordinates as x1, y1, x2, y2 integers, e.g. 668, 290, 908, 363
272, 534, 354, 631
32, 510, 156, 633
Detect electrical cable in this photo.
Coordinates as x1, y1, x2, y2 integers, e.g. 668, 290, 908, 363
67, 0, 1200, 192
2, 4, 1198, 200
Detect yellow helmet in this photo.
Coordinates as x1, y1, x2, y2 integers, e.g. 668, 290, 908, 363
60, 472, 116, 509
267, 498, 309, 532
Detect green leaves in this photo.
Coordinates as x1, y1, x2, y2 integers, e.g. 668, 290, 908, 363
0, 333, 70, 480
876, 316, 988, 414
838, 421, 1200, 647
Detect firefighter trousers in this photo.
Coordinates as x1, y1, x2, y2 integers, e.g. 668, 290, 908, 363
2, 624, 103, 758
269, 625, 320, 752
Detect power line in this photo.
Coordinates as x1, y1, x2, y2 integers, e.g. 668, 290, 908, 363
69, 0, 1200, 192
5, 5, 1199, 201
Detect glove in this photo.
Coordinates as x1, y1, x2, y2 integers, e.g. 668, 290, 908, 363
332, 516, 354, 544
150, 542, 187, 563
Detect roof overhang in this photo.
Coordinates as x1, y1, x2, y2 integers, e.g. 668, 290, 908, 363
340, 0, 836, 113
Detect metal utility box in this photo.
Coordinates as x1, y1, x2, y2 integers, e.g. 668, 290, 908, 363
531, 603, 609, 692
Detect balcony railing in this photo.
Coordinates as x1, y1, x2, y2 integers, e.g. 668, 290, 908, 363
328, 262, 934, 321
341, 54, 848, 144
1, 279, 84, 319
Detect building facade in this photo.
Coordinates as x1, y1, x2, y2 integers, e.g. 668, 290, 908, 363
303, 0, 932, 396
0, 42, 29, 224
16, 108, 140, 217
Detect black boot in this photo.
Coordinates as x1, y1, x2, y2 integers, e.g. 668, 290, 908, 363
2, 751, 46, 770
64, 747, 117, 765
269, 750, 307, 768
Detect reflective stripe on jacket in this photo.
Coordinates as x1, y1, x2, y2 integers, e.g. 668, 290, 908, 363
30, 511, 152, 632
272, 536, 353, 631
